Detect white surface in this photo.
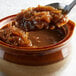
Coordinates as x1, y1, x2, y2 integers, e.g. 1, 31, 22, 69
0, 0, 76, 76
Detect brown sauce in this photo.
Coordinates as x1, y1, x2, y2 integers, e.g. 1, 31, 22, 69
29, 29, 64, 47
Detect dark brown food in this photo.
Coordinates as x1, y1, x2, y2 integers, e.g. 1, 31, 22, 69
0, 23, 32, 46
15, 5, 68, 31
0, 5, 68, 47
0, 22, 65, 47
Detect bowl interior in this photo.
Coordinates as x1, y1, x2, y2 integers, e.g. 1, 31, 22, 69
0, 15, 75, 52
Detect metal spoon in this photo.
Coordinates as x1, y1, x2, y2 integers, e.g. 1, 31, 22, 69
47, 0, 76, 14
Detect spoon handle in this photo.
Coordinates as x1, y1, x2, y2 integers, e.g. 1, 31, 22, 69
64, 0, 76, 14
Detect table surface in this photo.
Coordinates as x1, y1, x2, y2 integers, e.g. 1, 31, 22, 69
0, 0, 76, 76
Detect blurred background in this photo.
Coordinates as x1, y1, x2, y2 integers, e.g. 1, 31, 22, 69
0, 0, 76, 76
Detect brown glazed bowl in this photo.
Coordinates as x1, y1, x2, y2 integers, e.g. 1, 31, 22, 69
0, 15, 75, 66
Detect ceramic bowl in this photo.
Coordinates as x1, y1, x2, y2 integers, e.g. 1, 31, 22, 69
0, 15, 75, 66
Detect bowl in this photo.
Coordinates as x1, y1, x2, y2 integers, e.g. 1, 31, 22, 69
0, 15, 75, 76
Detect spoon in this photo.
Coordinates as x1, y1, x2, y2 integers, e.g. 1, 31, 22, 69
47, 0, 76, 14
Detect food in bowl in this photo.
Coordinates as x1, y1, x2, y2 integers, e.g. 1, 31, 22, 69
0, 5, 68, 47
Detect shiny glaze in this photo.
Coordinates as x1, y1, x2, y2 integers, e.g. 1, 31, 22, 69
0, 15, 75, 65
